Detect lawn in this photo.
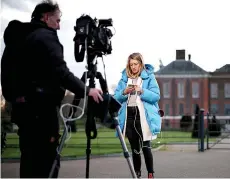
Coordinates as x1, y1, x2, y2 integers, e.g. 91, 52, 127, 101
2, 128, 215, 159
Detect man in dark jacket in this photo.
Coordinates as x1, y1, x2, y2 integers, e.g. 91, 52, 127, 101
7, 1, 103, 178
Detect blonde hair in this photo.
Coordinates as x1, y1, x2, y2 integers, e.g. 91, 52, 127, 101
126, 52, 145, 78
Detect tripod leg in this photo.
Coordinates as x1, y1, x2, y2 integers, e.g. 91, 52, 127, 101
95, 71, 135, 177
85, 97, 97, 178
85, 138, 91, 178
114, 117, 137, 178
49, 156, 60, 178
49, 123, 69, 178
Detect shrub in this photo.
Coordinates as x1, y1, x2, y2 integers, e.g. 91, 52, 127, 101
208, 115, 221, 137
192, 104, 200, 138
180, 115, 192, 131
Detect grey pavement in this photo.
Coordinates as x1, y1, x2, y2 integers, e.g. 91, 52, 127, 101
209, 137, 230, 150
1, 143, 230, 178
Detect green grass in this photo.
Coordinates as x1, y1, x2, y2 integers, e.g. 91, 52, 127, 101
2, 129, 216, 158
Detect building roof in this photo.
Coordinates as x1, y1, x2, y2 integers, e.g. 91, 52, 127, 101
214, 64, 230, 73
155, 59, 209, 75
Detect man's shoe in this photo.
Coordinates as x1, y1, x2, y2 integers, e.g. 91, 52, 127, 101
135, 171, 141, 178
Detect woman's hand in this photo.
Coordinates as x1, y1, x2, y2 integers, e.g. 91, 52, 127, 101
123, 86, 134, 95
134, 85, 143, 94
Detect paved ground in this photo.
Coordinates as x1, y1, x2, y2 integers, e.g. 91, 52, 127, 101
2, 142, 230, 178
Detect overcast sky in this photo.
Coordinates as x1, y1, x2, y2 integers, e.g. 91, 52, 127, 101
1, 0, 230, 92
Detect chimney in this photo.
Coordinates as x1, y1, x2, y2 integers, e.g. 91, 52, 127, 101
188, 54, 191, 61
176, 49, 185, 60
159, 59, 164, 69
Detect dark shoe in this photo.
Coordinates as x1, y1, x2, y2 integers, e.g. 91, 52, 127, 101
135, 171, 141, 178
148, 172, 154, 178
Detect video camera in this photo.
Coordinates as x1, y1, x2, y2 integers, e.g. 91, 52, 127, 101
72, 14, 117, 126
73, 14, 113, 62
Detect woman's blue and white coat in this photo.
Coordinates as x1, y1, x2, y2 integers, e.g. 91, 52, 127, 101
113, 64, 161, 141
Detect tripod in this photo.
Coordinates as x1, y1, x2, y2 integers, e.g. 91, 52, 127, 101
49, 54, 137, 178
78, 56, 137, 178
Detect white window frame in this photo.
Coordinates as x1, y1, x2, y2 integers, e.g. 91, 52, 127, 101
177, 82, 184, 98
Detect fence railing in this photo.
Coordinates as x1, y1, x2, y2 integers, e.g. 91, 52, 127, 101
206, 112, 230, 150
2, 110, 229, 160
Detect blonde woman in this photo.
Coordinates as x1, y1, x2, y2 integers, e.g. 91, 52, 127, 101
114, 53, 161, 178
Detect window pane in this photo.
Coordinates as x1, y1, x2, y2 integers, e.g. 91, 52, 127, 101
224, 83, 230, 98
224, 104, 230, 115
164, 104, 170, 115
210, 104, 218, 115
192, 104, 197, 114
163, 82, 170, 98
179, 103, 184, 115
192, 82, 199, 98
177, 82, 184, 98
211, 83, 218, 98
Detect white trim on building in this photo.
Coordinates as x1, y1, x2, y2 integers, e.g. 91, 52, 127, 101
162, 116, 230, 120
155, 74, 210, 78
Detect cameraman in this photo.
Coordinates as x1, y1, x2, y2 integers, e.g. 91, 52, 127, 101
6, 0, 103, 178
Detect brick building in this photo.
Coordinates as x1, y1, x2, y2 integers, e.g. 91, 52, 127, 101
209, 64, 230, 116
155, 49, 230, 128
155, 49, 209, 116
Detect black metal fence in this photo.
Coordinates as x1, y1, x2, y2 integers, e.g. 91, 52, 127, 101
190, 109, 230, 152
206, 112, 230, 150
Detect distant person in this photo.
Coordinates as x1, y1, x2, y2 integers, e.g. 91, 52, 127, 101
1, 0, 103, 178
113, 52, 161, 178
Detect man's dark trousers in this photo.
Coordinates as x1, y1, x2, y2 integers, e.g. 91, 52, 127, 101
12, 101, 60, 178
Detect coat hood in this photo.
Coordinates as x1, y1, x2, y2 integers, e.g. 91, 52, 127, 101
3, 20, 23, 46
121, 64, 155, 82
3, 19, 54, 46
